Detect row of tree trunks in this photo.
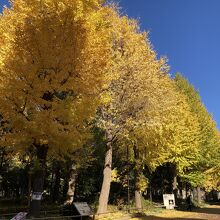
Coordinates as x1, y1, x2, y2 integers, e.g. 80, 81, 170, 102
96, 136, 144, 213
28, 146, 78, 217
97, 141, 144, 214
26, 141, 201, 218
171, 165, 203, 203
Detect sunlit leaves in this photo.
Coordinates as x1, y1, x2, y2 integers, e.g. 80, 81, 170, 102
0, 0, 113, 156
174, 73, 220, 189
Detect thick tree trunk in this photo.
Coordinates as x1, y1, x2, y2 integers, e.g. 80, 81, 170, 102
29, 170, 44, 217
197, 187, 201, 203
65, 168, 77, 204
52, 162, 61, 202
29, 145, 48, 218
97, 132, 113, 214
133, 145, 142, 210
135, 190, 142, 210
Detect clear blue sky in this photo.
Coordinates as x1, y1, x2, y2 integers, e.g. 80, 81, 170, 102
118, 0, 220, 129
0, 0, 219, 129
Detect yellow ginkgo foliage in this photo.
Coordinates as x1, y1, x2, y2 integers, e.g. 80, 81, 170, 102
174, 74, 220, 192
0, 0, 115, 217
0, 0, 114, 156
96, 7, 189, 212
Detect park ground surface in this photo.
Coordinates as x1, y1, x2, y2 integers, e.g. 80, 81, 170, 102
98, 204, 220, 220
0, 201, 220, 219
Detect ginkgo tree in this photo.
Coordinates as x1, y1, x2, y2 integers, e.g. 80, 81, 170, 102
0, 0, 219, 216
162, 91, 201, 197
0, 0, 114, 217
174, 73, 220, 200
96, 7, 187, 212
120, 75, 201, 208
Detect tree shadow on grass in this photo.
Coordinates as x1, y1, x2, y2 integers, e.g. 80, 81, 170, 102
172, 201, 220, 216
192, 206, 220, 215
131, 212, 206, 220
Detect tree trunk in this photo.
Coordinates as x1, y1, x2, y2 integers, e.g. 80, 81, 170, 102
197, 187, 201, 203
148, 185, 152, 201
126, 146, 131, 211
65, 168, 77, 204
135, 190, 142, 210
97, 132, 113, 214
28, 172, 32, 208
185, 183, 188, 198
52, 162, 61, 202
193, 188, 196, 200
29, 144, 48, 218
133, 145, 142, 210
0, 148, 5, 175
172, 164, 178, 199
29, 170, 44, 217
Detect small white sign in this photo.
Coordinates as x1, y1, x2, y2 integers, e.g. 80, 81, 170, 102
32, 192, 42, 200
11, 212, 27, 220
163, 194, 175, 209
73, 202, 93, 216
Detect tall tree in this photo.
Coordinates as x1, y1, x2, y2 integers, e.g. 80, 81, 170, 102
96, 8, 181, 212
122, 76, 201, 206
174, 73, 220, 194
0, 0, 113, 216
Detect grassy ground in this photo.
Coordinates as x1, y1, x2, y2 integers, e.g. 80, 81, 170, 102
1, 198, 219, 220
97, 204, 220, 220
